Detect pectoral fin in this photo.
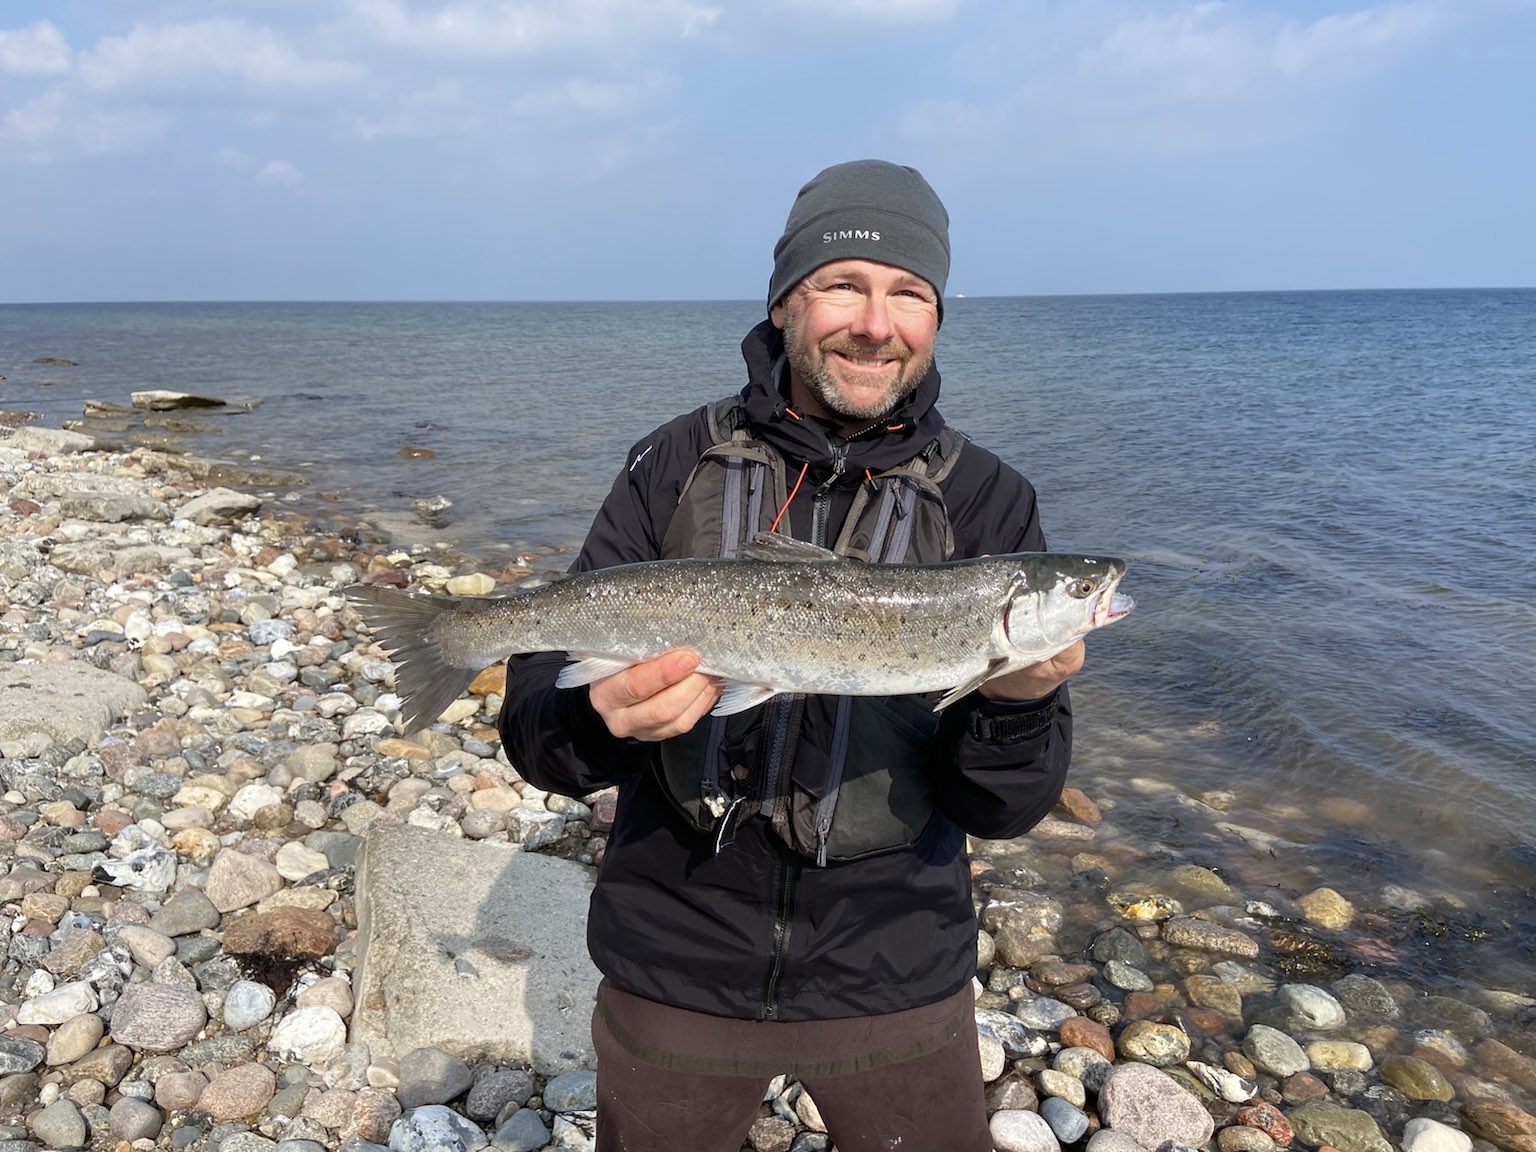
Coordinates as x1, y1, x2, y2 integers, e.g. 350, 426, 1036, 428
933, 658, 1013, 712
712, 681, 781, 716
556, 655, 635, 688
739, 533, 841, 563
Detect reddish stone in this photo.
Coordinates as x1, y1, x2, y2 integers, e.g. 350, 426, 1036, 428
1478, 1039, 1536, 1096
1183, 1006, 1231, 1038
1234, 1102, 1295, 1146
1059, 1017, 1115, 1062
1122, 989, 1182, 1020
1054, 786, 1103, 826
222, 907, 337, 960
1030, 960, 1098, 987
1281, 1072, 1329, 1102
5, 1025, 49, 1045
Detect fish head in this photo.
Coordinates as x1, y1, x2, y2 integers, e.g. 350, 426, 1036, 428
999, 555, 1135, 662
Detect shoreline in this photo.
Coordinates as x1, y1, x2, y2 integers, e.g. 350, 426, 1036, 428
2, 421, 1536, 1152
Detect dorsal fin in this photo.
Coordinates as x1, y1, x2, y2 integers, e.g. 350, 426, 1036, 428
739, 533, 841, 563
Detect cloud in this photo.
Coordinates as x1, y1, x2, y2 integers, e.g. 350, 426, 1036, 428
1077, 1, 1444, 100
764, 0, 959, 21
76, 19, 365, 97
900, 1, 1450, 163
0, 20, 71, 77
256, 159, 305, 187
342, 0, 722, 59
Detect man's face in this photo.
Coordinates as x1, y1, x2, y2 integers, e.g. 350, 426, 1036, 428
770, 259, 939, 426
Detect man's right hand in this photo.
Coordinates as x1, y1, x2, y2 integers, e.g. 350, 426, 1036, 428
588, 650, 721, 741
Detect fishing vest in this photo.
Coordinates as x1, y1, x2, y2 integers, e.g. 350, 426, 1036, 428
657, 396, 967, 865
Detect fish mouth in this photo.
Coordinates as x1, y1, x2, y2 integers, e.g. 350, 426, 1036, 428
1091, 587, 1136, 628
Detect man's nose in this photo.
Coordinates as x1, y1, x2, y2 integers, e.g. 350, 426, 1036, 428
848, 294, 893, 343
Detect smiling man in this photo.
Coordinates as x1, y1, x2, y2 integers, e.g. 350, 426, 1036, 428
500, 160, 1086, 1151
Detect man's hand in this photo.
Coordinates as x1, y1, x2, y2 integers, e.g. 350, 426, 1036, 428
589, 649, 722, 741
977, 639, 1085, 704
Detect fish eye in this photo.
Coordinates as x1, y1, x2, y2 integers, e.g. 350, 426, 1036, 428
1067, 577, 1100, 599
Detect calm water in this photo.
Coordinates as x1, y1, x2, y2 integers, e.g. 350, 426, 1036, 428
4, 291, 1535, 993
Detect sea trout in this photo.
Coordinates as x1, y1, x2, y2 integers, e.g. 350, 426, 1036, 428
347, 533, 1134, 732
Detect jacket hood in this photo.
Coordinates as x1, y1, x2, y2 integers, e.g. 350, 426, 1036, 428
736, 319, 948, 481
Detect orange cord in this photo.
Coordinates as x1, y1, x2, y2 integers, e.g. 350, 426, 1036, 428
768, 462, 810, 534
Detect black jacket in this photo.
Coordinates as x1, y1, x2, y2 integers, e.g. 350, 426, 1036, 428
498, 320, 1072, 1022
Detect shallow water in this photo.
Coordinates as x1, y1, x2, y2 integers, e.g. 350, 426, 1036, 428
4, 290, 1534, 995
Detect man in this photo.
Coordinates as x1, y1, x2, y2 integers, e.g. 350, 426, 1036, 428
499, 159, 1084, 1152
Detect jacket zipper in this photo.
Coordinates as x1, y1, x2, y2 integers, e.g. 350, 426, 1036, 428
810, 440, 849, 546
761, 854, 800, 1019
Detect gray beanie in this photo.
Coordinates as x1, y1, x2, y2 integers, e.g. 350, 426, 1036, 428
768, 159, 950, 320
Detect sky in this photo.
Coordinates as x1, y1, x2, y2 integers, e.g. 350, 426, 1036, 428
1, 0, 1532, 302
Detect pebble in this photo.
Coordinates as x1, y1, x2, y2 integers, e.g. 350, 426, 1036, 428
990, 1108, 1060, 1152
224, 980, 279, 1030
269, 1006, 349, 1066
397, 1047, 474, 1109
109, 1095, 165, 1140
1243, 1023, 1311, 1078
1098, 1061, 1216, 1150
109, 983, 208, 1052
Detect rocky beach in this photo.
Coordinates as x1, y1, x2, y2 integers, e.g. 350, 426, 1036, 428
2, 399, 1536, 1152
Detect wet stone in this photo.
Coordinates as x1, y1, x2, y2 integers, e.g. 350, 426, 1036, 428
1243, 1023, 1310, 1078
1379, 1053, 1455, 1101
1287, 1101, 1392, 1152
1161, 916, 1260, 958
1117, 1019, 1191, 1067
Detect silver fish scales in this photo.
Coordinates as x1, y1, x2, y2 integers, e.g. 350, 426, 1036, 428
347, 534, 1134, 733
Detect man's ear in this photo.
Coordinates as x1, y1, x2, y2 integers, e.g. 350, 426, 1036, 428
769, 301, 785, 329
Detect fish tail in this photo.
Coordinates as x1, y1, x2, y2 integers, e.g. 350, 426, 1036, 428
345, 584, 480, 734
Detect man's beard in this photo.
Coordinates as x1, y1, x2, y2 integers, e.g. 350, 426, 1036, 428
781, 307, 935, 423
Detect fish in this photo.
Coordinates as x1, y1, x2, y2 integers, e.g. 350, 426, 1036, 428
346, 533, 1135, 733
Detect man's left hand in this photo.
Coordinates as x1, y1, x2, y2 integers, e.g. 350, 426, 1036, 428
977, 639, 1085, 704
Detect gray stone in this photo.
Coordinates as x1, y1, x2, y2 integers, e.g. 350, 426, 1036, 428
109, 983, 208, 1052
1288, 1101, 1392, 1152
0, 663, 147, 750
0, 1037, 44, 1075
490, 1109, 550, 1152
150, 888, 222, 936
396, 1047, 474, 1109
465, 1069, 535, 1122
351, 826, 600, 1076
58, 493, 169, 522
7, 426, 95, 453
1242, 1022, 1310, 1078
1103, 959, 1154, 991
1086, 1132, 1147, 1152
543, 1069, 597, 1112
387, 1104, 488, 1152
1012, 997, 1078, 1030
1040, 1095, 1089, 1143
29, 1098, 87, 1149
1279, 983, 1347, 1032
108, 1097, 164, 1141
1098, 1061, 1215, 1149
180, 487, 263, 525
1331, 974, 1401, 1023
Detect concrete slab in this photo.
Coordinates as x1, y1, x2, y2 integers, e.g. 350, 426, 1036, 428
350, 825, 600, 1076
0, 662, 148, 752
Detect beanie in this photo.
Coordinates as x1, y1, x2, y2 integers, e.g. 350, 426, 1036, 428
767, 159, 951, 321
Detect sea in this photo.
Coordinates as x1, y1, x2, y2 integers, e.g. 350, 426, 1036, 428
3, 290, 1534, 996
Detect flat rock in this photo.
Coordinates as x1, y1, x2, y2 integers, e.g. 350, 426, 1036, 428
6, 426, 95, 453
131, 389, 227, 411
206, 848, 285, 912
179, 486, 263, 524
0, 663, 147, 749
351, 825, 600, 1075
109, 983, 208, 1052
1288, 1101, 1392, 1152
222, 907, 337, 960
